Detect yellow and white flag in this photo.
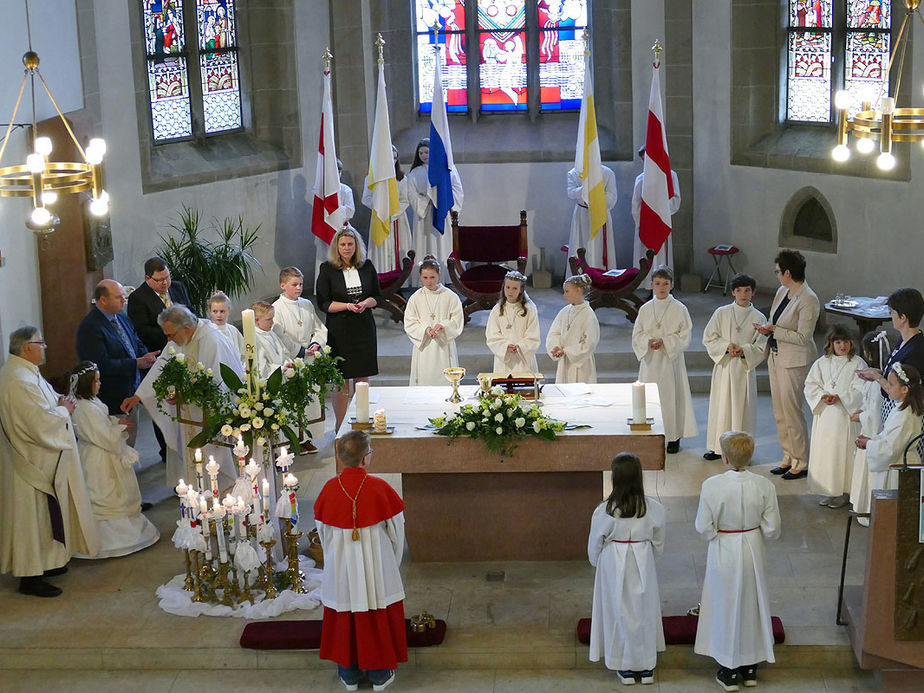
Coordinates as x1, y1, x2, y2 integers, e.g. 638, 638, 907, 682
574, 57, 606, 239
367, 62, 400, 248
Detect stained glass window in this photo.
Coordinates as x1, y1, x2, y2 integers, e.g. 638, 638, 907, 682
477, 0, 526, 111
416, 1, 468, 113
144, 0, 193, 141
537, 0, 587, 110
786, 1, 892, 123
197, 0, 242, 133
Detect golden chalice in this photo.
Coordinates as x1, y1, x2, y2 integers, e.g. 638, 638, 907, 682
443, 367, 466, 403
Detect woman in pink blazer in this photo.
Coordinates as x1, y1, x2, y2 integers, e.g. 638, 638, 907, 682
754, 250, 820, 479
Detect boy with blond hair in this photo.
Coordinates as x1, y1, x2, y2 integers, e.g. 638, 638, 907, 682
207, 292, 245, 363
272, 266, 327, 358
694, 431, 781, 690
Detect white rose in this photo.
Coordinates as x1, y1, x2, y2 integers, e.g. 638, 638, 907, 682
238, 406, 251, 418
491, 400, 501, 410
252, 417, 264, 429
263, 407, 274, 417
240, 423, 251, 432
206, 368, 213, 377
237, 388, 247, 395
532, 421, 542, 433
322, 345, 332, 355
495, 427, 503, 435
490, 386, 504, 396
257, 379, 267, 389
294, 357, 305, 368
231, 408, 239, 417
254, 402, 264, 411
175, 352, 185, 363
466, 421, 476, 431
257, 436, 267, 446
197, 362, 205, 371
168, 346, 176, 355
312, 383, 321, 393
271, 423, 279, 431
232, 428, 241, 438
220, 424, 233, 437
284, 368, 296, 379
507, 408, 515, 417
494, 413, 504, 423
515, 417, 526, 428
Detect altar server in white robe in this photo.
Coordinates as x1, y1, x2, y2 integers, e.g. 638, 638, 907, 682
695, 431, 781, 690
362, 145, 413, 275
856, 363, 924, 494
566, 164, 618, 269
69, 362, 159, 558
588, 452, 665, 685
126, 306, 244, 489
252, 301, 300, 380
406, 139, 464, 272
703, 274, 767, 460
208, 292, 245, 364
547, 273, 599, 384
0, 327, 99, 597
805, 327, 866, 507
485, 270, 541, 374
632, 266, 697, 452
631, 146, 681, 269
849, 333, 884, 522
272, 266, 328, 357
404, 256, 464, 386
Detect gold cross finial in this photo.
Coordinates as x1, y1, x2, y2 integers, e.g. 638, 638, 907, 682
652, 40, 662, 65
583, 27, 590, 56
323, 47, 333, 69
375, 33, 385, 64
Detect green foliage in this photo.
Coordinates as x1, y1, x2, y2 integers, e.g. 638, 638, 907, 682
276, 348, 346, 428
155, 205, 261, 316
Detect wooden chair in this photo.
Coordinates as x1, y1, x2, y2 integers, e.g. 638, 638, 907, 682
568, 247, 656, 323
446, 210, 528, 323
375, 250, 415, 323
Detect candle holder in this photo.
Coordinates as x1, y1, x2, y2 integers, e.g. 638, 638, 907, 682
282, 518, 306, 594
260, 538, 277, 599
198, 557, 216, 602
626, 417, 654, 431
191, 550, 207, 603
239, 569, 255, 605
183, 549, 195, 592
216, 560, 234, 606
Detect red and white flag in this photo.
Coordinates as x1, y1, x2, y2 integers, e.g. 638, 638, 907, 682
638, 62, 674, 255
311, 67, 344, 245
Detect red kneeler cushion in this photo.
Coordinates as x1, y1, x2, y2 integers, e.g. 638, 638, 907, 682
576, 615, 785, 646
377, 269, 404, 291
240, 619, 446, 650
458, 264, 509, 294
572, 258, 640, 291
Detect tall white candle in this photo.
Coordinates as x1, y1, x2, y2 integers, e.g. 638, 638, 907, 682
355, 382, 370, 423
632, 381, 647, 423
199, 498, 212, 562
241, 309, 256, 357
261, 479, 271, 522
213, 500, 228, 563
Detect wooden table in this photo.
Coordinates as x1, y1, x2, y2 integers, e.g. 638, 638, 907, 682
337, 383, 665, 561
824, 298, 891, 338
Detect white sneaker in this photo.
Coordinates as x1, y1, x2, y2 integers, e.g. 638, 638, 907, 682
857, 517, 870, 527
339, 679, 358, 692
373, 671, 396, 691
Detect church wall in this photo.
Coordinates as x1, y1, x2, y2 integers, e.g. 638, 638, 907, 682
693, 0, 924, 303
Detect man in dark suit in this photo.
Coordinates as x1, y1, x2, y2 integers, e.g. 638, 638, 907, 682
127, 257, 194, 353
76, 280, 159, 444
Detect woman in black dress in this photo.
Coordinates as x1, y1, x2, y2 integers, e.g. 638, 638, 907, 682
316, 226, 382, 428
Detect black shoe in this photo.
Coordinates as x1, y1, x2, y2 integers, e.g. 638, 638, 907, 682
703, 451, 722, 461
769, 465, 790, 475
737, 665, 757, 687
43, 564, 68, 577
141, 502, 153, 511
781, 469, 808, 480
715, 666, 739, 691
666, 440, 680, 454
18, 576, 62, 598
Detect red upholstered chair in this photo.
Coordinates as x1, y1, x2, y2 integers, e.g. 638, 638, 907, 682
568, 247, 656, 323
374, 250, 416, 323
446, 209, 528, 323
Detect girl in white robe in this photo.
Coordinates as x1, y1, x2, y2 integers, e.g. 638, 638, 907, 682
485, 271, 541, 374
70, 362, 159, 558
208, 292, 245, 364
406, 138, 464, 275
695, 431, 780, 688
702, 275, 767, 457
857, 363, 924, 495
631, 267, 697, 450
404, 256, 464, 385
362, 145, 413, 275
849, 334, 884, 521
588, 452, 665, 685
804, 327, 866, 506
546, 273, 599, 383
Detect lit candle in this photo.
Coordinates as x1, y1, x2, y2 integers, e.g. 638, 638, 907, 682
205, 455, 220, 498
175, 478, 188, 521
262, 478, 271, 522
199, 498, 212, 562
194, 449, 204, 490
355, 382, 370, 423
212, 499, 228, 563
632, 381, 647, 424
275, 445, 293, 474
186, 489, 199, 527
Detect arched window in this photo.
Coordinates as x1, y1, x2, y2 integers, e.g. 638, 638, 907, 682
143, 0, 243, 143
786, 1, 891, 123
413, 0, 588, 114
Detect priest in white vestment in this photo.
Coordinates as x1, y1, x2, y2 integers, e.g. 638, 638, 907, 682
566, 165, 618, 269
702, 276, 767, 459
632, 269, 697, 451
694, 432, 780, 687
406, 139, 464, 273
403, 259, 464, 385
0, 327, 99, 597
631, 146, 681, 269
127, 306, 244, 489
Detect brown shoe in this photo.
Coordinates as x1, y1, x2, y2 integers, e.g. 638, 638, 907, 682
301, 440, 318, 454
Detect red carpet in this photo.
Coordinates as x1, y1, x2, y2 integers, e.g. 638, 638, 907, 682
240, 618, 446, 650
576, 615, 785, 645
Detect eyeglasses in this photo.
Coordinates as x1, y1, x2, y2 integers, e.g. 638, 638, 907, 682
27, 340, 47, 347
365, 448, 374, 457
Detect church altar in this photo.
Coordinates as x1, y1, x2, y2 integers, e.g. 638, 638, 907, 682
337, 383, 665, 561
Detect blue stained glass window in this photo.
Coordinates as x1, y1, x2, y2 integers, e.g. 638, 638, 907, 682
416, 1, 468, 113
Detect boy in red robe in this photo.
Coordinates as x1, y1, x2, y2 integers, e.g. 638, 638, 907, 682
314, 430, 407, 691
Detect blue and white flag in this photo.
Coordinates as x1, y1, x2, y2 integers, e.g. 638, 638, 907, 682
428, 48, 455, 235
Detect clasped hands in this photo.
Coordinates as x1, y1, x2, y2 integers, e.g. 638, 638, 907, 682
855, 434, 869, 450
648, 338, 663, 350
821, 393, 840, 405
550, 346, 564, 358
57, 394, 76, 414
726, 343, 744, 358
347, 299, 374, 313
426, 324, 445, 340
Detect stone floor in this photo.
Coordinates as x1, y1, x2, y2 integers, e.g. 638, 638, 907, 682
0, 288, 884, 691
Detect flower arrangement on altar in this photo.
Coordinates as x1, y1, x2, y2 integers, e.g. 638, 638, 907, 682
277, 346, 345, 420
429, 386, 566, 457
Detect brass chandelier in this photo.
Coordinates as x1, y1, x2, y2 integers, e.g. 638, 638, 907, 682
832, 0, 924, 170
0, 1, 109, 235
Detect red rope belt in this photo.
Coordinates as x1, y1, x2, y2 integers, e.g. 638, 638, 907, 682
717, 527, 758, 533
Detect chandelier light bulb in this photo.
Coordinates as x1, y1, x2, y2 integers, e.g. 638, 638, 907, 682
30, 206, 51, 226
88, 138, 106, 156
834, 90, 852, 111
26, 153, 45, 173
34, 136, 52, 156
856, 137, 875, 154
831, 144, 850, 162
85, 146, 103, 166
89, 190, 110, 217
876, 152, 896, 170
40, 191, 57, 205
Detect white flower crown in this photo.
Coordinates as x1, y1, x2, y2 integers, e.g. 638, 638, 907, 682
893, 362, 909, 385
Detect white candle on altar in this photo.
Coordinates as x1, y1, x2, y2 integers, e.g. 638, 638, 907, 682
355, 382, 370, 423
199, 498, 212, 561
241, 309, 256, 356
213, 499, 228, 563
262, 478, 271, 521
194, 449, 204, 490
632, 381, 647, 423
175, 479, 188, 521
206, 456, 220, 497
